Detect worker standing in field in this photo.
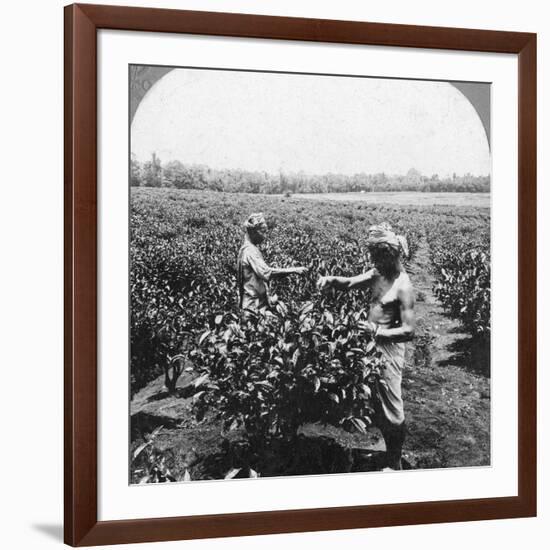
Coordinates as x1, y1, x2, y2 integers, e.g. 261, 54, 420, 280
317, 224, 415, 471
237, 213, 308, 313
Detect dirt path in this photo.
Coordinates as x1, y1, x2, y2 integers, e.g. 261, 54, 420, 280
409, 234, 470, 364
401, 234, 490, 468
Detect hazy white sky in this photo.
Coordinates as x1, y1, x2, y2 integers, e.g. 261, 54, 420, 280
131, 68, 490, 177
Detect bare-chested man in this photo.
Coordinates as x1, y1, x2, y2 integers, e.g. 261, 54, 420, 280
237, 213, 308, 313
317, 224, 415, 470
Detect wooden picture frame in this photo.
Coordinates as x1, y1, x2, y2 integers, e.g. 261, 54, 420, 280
64, 3, 537, 546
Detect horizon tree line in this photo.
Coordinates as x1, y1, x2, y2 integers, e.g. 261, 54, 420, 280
130, 153, 490, 194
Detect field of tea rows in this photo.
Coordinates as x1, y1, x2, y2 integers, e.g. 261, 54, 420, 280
130, 188, 491, 481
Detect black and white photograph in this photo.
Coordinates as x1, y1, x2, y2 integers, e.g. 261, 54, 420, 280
129, 65, 491, 483
2, 0, 546, 547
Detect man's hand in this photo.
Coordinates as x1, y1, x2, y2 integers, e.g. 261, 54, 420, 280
293, 266, 308, 276
357, 320, 378, 336
316, 271, 374, 292
317, 276, 332, 291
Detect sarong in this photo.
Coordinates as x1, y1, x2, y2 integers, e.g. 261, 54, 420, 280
376, 341, 406, 426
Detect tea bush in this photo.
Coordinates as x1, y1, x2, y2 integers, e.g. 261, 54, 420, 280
191, 299, 388, 445
130, 188, 491, 408
427, 215, 491, 342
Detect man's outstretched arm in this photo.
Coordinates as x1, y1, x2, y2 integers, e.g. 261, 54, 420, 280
318, 269, 375, 292
247, 250, 307, 281
269, 266, 308, 278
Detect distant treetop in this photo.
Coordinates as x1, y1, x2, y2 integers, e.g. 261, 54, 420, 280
130, 154, 490, 194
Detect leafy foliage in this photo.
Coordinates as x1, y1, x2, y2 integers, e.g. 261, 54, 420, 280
433, 249, 490, 339
130, 189, 421, 395
130, 426, 178, 484
427, 215, 491, 342
130, 188, 491, 442
191, 300, 387, 444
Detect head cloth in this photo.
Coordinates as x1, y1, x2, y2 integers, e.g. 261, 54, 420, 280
367, 224, 409, 259
244, 213, 267, 232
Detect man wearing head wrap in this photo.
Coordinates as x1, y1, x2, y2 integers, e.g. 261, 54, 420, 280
317, 223, 415, 470
237, 213, 308, 312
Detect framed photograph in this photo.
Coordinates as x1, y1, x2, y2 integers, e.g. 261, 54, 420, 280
64, 3, 537, 546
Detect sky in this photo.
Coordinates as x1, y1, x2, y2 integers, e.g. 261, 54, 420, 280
131, 68, 490, 178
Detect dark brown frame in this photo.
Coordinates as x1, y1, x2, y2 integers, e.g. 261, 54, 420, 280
64, 3, 537, 546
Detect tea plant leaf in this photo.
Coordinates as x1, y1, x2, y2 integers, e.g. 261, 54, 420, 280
351, 417, 368, 434
224, 468, 241, 480
313, 377, 321, 393
198, 330, 211, 346
133, 441, 151, 460
193, 373, 210, 388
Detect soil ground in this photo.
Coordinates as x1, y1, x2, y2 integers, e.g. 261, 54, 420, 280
131, 232, 490, 481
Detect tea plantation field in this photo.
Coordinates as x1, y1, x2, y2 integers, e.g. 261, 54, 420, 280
130, 188, 490, 482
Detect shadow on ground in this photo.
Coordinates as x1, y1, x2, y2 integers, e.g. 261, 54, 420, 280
438, 335, 491, 376
136, 432, 411, 482
32, 524, 63, 542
